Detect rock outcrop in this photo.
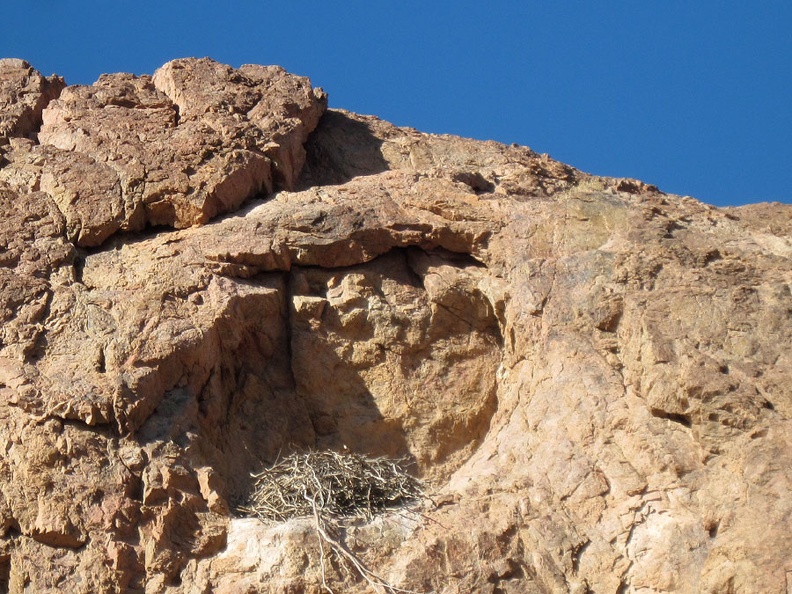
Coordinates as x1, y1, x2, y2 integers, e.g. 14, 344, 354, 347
0, 58, 790, 593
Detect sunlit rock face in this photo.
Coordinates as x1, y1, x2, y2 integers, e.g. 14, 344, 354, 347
0, 57, 790, 593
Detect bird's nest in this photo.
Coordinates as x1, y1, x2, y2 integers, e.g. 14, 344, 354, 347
237, 450, 427, 593
238, 449, 424, 523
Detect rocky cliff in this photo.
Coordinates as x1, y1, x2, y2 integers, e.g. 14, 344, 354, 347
0, 57, 790, 594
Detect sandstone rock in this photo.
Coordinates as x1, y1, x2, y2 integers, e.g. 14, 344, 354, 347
1, 58, 326, 246
0, 59, 790, 593
0, 59, 65, 143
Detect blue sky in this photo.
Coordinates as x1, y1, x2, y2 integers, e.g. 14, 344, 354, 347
3, 1, 791, 206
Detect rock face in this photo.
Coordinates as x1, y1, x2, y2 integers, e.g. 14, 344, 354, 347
0, 58, 790, 593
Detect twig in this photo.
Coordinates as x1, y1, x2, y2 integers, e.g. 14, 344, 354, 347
306, 489, 336, 594
306, 494, 423, 594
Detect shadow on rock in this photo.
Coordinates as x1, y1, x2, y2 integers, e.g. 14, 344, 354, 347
298, 110, 389, 187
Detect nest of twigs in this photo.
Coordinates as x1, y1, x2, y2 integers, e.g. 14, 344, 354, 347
238, 450, 427, 593
238, 450, 424, 523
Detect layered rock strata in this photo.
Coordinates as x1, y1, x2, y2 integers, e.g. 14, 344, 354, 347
0, 58, 790, 593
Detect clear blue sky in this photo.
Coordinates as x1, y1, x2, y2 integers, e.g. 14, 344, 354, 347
3, 1, 791, 206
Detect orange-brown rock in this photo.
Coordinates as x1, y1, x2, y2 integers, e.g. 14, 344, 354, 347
2, 57, 325, 246
0, 59, 790, 593
0, 59, 65, 143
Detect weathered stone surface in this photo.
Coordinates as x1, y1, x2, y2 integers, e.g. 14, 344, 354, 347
1, 58, 326, 246
0, 59, 790, 593
0, 59, 65, 143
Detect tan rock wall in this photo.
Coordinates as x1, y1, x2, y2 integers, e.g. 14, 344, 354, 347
0, 58, 790, 593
